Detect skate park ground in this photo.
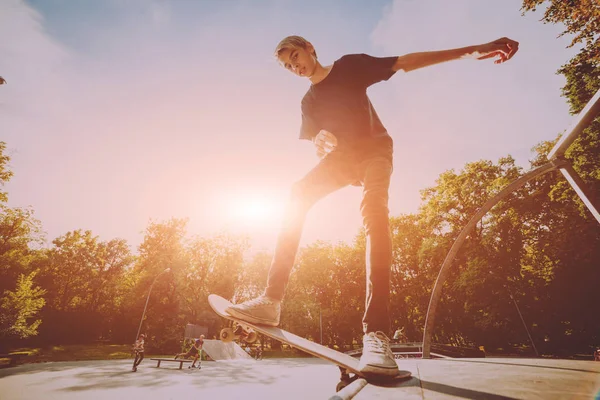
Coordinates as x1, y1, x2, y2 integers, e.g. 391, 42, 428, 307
1, 356, 599, 400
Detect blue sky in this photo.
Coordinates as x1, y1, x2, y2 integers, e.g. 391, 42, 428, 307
1, 0, 580, 252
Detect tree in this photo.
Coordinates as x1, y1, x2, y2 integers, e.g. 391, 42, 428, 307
0, 142, 47, 349
34, 230, 133, 344
0, 142, 13, 203
0, 272, 46, 348
520, 1, 600, 354
521, 0, 599, 111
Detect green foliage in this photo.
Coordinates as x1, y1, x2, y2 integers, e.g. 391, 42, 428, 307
34, 230, 134, 344
0, 271, 46, 341
0, 205, 45, 295
521, 0, 599, 94
521, 0, 599, 218
0, 146, 46, 348
0, 142, 14, 203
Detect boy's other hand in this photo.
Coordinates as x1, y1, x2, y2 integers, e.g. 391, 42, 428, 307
474, 37, 519, 64
314, 130, 337, 158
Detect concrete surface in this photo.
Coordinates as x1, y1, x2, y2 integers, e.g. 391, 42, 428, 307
0, 358, 342, 400
202, 339, 253, 360
357, 358, 600, 399
1, 357, 599, 400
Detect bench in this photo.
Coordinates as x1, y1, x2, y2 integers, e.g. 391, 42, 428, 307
150, 358, 193, 370
0, 352, 28, 368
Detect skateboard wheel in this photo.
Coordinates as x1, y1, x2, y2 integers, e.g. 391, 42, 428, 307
220, 328, 234, 342
246, 331, 258, 344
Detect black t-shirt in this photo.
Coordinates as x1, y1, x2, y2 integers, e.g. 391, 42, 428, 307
299, 53, 397, 152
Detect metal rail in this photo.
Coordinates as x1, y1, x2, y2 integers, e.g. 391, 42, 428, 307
421, 87, 600, 358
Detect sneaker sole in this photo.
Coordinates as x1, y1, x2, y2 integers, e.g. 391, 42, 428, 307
359, 363, 401, 378
225, 307, 279, 327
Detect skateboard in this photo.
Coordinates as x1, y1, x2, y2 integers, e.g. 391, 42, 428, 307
208, 294, 411, 391
183, 364, 202, 374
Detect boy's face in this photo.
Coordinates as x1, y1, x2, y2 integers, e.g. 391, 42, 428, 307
278, 44, 317, 78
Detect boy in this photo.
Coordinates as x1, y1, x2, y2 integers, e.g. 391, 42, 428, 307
227, 35, 519, 378
132, 333, 145, 372
191, 335, 204, 369
175, 336, 204, 369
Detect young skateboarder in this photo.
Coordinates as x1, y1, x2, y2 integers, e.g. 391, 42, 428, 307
175, 336, 204, 369
190, 336, 204, 369
132, 333, 145, 372
226, 35, 519, 378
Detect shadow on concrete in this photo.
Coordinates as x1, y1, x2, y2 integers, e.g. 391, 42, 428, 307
0, 357, 335, 394
420, 379, 520, 400
0, 361, 100, 377
367, 375, 420, 389
445, 359, 600, 374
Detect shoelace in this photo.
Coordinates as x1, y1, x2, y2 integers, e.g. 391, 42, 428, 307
363, 331, 393, 355
241, 296, 273, 308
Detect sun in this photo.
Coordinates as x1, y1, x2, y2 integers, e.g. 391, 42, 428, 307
223, 192, 285, 226
235, 199, 274, 221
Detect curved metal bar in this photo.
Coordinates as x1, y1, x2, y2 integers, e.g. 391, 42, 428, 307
548, 88, 600, 160
421, 158, 568, 358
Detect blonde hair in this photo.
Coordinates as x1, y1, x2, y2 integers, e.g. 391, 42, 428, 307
274, 35, 317, 60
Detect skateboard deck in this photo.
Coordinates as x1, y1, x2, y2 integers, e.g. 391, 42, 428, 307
208, 294, 411, 381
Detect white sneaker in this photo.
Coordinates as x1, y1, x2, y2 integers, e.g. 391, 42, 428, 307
358, 331, 400, 378
226, 295, 281, 326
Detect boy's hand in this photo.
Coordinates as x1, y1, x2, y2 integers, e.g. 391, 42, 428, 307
314, 130, 337, 158
473, 37, 519, 64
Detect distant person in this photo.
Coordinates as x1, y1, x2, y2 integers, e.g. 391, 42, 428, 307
393, 327, 406, 343
255, 346, 263, 360
132, 333, 145, 372
175, 336, 204, 369
191, 335, 204, 369
479, 346, 486, 357
594, 348, 600, 361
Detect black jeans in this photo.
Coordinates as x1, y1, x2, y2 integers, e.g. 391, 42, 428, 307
265, 136, 393, 335
133, 351, 144, 367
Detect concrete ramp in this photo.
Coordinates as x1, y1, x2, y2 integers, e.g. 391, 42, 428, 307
202, 339, 253, 361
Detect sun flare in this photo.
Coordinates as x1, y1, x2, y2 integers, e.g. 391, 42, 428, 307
223, 192, 285, 226
236, 199, 274, 220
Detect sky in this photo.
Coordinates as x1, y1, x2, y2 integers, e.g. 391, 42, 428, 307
1, 0, 580, 254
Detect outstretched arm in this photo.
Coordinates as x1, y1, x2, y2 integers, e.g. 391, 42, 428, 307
393, 37, 519, 73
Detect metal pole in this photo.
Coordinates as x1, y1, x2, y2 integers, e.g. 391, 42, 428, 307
547, 87, 600, 160
319, 305, 323, 345
558, 163, 600, 224
508, 290, 539, 357
135, 268, 170, 341
422, 159, 565, 358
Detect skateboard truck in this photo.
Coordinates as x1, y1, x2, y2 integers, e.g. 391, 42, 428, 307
220, 320, 258, 344
336, 366, 359, 391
